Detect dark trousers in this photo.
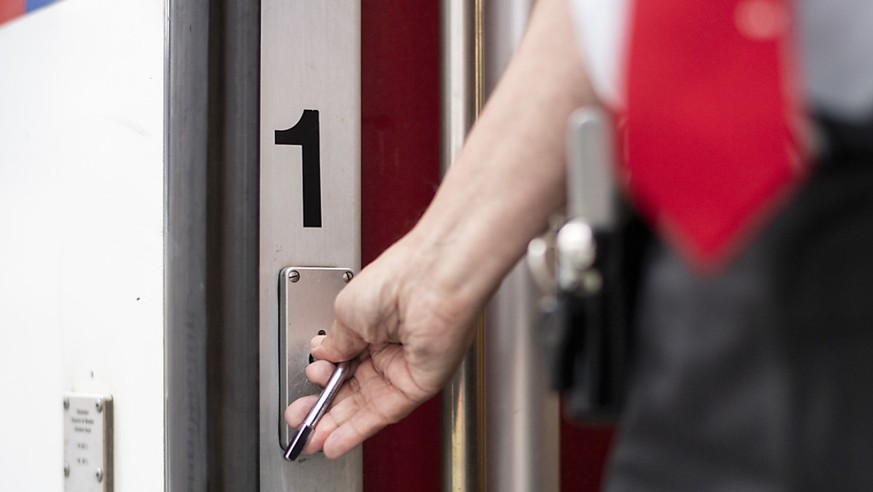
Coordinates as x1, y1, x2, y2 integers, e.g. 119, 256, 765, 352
607, 148, 873, 490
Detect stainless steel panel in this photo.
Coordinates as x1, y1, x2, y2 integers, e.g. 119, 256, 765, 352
260, 0, 362, 490
64, 394, 113, 492
278, 266, 354, 448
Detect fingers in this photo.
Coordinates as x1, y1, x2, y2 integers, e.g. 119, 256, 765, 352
284, 394, 321, 454
321, 379, 415, 459
304, 358, 335, 386
311, 319, 368, 363
285, 394, 318, 428
283, 360, 338, 457
284, 357, 423, 459
310, 334, 326, 353
313, 267, 398, 363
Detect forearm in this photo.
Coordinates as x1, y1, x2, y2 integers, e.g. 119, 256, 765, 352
407, 0, 595, 312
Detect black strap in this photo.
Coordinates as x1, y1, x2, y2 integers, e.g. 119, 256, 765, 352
814, 111, 873, 164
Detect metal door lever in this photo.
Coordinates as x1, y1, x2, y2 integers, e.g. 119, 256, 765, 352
284, 360, 352, 461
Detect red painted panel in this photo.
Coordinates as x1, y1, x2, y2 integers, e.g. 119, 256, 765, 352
561, 419, 614, 491
360, 0, 442, 490
0, 0, 25, 26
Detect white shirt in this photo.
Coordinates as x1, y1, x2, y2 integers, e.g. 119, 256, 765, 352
569, 0, 873, 121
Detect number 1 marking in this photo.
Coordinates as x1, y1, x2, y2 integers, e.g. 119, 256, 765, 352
275, 109, 322, 228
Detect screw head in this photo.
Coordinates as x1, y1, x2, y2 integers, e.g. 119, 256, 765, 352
95, 399, 103, 413
64, 463, 70, 478
63, 397, 70, 410
342, 271, 354, 283
96, 467, 104, 483
288, 270, 300, 283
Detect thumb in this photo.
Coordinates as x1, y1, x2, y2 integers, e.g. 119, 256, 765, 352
312, 319, 367, 362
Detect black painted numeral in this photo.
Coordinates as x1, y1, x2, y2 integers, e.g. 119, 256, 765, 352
275, 109, 322, 228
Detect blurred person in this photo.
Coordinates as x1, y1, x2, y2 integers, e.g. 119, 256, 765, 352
287, 0, 873, 488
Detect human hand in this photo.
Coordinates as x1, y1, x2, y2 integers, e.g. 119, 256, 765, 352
284, 234, 482, 459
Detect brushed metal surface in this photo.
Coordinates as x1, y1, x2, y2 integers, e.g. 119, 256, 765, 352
260, 0, 362, 490
278, 267, 354, 449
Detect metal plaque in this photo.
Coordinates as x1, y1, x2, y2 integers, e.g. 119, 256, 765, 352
278, 266, 354, 447
260, 0, 361, 489
64, 394, 113, 492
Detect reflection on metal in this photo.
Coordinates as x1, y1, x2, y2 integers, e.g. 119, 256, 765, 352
260, 0, 362, 490
441, 0, 485, 490
64, 394, 113, 492
566, 108, 618, 229
278, 266, 355, 448
485, 264, 560, 492
440, 0, 483, 173
442, 317, 486, 492
481, 1, 561, 491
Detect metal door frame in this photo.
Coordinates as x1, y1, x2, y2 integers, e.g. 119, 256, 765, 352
165, 0, 261, 489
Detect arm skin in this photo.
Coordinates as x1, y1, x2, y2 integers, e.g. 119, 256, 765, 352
285, 0, 595, 459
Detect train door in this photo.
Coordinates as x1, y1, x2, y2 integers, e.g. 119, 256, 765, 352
0, 0, 612, 489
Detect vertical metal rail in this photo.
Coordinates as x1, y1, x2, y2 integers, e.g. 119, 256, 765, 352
202, 0, 261, 489
165, 0, 210, 489
484, 264, 561, 492
482, 3, 561, 490
440, 0, 485, 490
166, 0, 261, 489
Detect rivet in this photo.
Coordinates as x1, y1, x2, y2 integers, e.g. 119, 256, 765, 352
96, 467, 104, 483
64, 463, 70, 478
95, 399, 103, 413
